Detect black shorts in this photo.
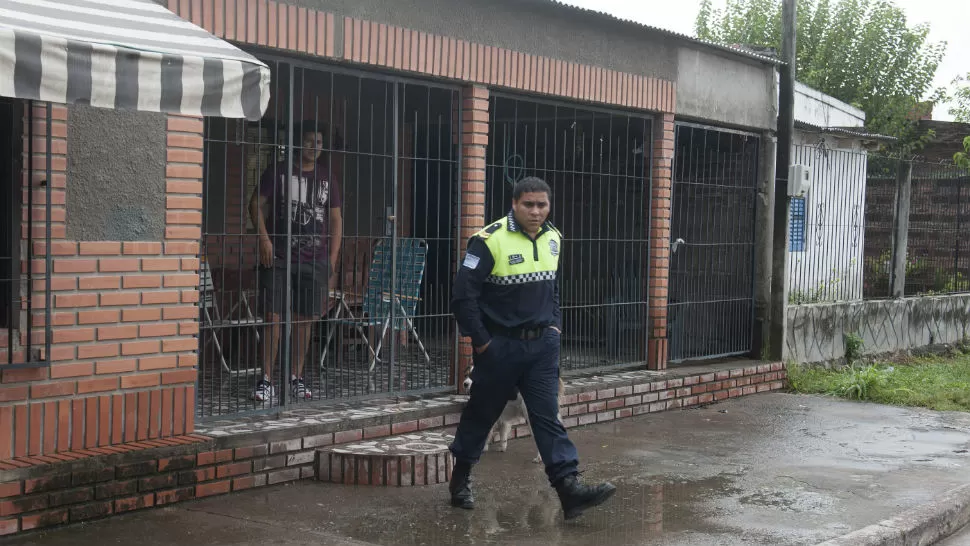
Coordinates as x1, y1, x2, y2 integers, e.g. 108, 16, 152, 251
257, 262, 329, 318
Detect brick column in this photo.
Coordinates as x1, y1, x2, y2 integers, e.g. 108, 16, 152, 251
456, 85, 489, 392
647, 113, 674, 370
0, 108, 203, 461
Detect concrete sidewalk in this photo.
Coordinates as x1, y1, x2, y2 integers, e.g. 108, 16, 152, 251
7, 393, 970, 546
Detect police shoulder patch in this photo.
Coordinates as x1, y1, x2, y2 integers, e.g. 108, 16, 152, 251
462, 253, 481, 269
477, 222, 503, 240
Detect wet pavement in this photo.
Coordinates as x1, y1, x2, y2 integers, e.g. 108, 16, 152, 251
940, 524, 970, 545
9, 392, 970, 546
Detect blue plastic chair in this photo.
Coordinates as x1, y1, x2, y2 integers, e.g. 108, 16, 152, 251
319, 237, 431, 391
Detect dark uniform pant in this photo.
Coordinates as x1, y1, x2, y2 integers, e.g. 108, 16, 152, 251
449, 328, 579, 485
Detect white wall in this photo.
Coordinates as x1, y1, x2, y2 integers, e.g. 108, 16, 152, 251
788, 83, 869, 302
794, 82, 866, 129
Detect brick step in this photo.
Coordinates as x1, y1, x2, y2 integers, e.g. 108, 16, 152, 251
0, 361, 786, 536
316, 432, 454, 486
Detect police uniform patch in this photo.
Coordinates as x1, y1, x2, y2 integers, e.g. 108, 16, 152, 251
462, 253, 481, 269
508, 253, 524, 266
549, 239, 559, 256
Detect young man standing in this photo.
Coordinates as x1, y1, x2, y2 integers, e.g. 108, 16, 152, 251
248, 120, 343, 402
449, 176, 616, 520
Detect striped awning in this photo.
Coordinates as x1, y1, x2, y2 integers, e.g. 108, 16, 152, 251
0, 0, 270, 120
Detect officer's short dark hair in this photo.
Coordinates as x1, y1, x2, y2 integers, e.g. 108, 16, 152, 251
513, 177, 551, 201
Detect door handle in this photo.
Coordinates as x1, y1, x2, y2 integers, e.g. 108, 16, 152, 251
671, 238, 686, 253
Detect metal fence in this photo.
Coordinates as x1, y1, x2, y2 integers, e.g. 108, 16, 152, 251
667, 123, 760, 362
787, 144, 867, 302
2, 98, 54, 369
485, 94, 652, 373
787, 143, 970, 303
901, 161, 970, 296
198, 57, 460, 418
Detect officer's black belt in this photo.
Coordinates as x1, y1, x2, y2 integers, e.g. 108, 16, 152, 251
486, 323, 547, 340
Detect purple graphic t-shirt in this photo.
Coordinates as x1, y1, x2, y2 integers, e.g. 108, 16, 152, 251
258, 161, 342, 266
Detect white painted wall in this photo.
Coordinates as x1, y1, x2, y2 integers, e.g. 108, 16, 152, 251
788, 83, 869, 302
794, 82, 866, 129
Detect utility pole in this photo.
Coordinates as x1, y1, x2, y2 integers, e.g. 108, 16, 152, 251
769, 0, 796, 361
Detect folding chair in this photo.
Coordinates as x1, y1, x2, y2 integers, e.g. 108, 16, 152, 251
318, 238, 431, 391
199, 260, 264, 378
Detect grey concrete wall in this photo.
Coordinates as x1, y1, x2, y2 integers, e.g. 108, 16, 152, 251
288, 0, 776, 130
66, 106, 167, 241
786, 295, 970, 364
676, 48, 777, 130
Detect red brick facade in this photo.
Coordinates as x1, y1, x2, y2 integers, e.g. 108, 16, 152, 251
0, 110, 203, 460
648, 114, 676, 370
0, 0, 679, 461
0, 0, 698, 533
456, 85, 489, 390
0, 362, 785, 535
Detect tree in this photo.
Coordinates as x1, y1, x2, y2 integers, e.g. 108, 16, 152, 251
946, 73, 970, 123
956, 137, 970, 171
695, 0, 946, 149
941, 74, 970, 170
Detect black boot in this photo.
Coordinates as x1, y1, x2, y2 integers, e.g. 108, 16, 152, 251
449, 460, 474, 509
555, 474, 616, 520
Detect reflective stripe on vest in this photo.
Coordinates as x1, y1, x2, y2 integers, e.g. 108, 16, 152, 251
474, 217, 561, 285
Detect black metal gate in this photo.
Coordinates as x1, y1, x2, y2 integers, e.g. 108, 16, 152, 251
667, 123, 759, 362
485, 94, 652, 373
198, 56, 461, 418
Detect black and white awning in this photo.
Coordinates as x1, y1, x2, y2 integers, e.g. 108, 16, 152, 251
0, 0, 270, 120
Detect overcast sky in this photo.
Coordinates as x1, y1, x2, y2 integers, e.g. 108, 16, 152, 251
559, 0, 968, 121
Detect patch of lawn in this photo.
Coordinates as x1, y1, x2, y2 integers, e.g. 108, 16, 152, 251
787, 354, 970, 412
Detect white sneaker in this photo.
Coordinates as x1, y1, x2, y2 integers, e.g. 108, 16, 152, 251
254, 377, 275, 402
291, 377, 312, 400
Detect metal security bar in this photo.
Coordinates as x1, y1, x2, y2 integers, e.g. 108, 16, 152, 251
904, 162, 970, 296
784, 148, 970, 302
668, 123, 759, 363
787, 143, 867, 303
485, 94, 652, 373
2, 98, 53, 369
860, 155, 897, 300
863, 158, 970, 298
198, 57, 460, 418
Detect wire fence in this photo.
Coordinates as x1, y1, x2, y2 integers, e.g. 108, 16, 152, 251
787, 143, 970, 304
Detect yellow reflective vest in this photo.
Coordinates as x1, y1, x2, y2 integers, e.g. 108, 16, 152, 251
452, 212, 562, 346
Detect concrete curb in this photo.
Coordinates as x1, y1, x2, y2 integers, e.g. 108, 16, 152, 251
816, 483, 970, 546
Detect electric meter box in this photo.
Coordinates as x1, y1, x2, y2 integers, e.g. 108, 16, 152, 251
788, 164, 811, 197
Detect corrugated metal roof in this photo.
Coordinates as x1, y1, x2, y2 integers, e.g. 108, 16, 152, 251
533, 0, 785, 66
795, 120, 897, 142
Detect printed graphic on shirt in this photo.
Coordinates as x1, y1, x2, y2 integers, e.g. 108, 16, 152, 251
286, 174, 330, 252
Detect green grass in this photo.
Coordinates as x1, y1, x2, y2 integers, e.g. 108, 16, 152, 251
787, 354, 970, 412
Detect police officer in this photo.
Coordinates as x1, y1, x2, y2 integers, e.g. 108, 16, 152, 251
448, 176, 616, 520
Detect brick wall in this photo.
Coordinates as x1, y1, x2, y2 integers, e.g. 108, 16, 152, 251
647, 114, 675, 370
456, 85, 489, 391
165, 1, 675, 116
161, 0, 678, 372
0, 108, 203, 460
0, 361, 785, 535
0, 0, 682, 459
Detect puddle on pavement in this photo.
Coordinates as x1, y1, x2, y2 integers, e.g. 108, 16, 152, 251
297, 474, 746, 546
